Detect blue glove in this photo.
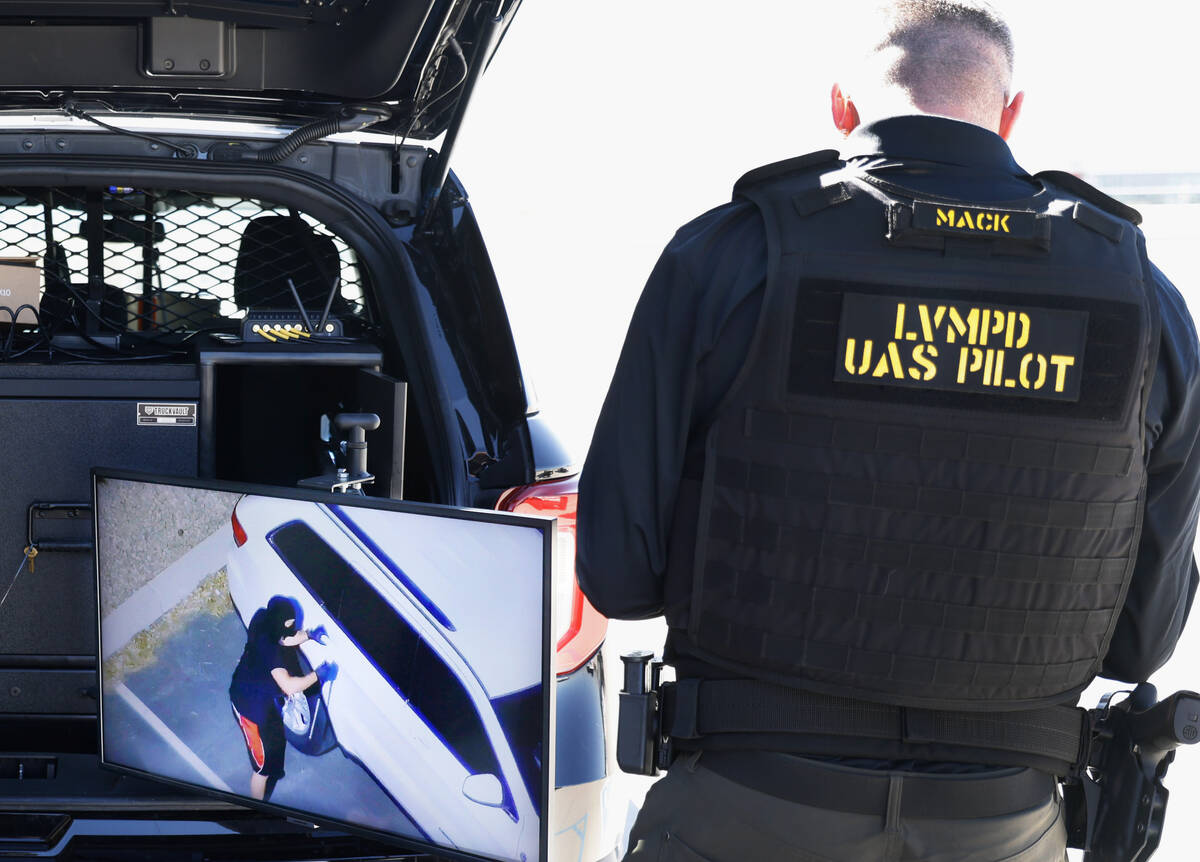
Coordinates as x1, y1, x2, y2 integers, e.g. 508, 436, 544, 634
315, 661, 338, 684
307, 625, 329, 645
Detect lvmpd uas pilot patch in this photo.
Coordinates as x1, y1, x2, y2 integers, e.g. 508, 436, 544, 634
834, 294, 1088, 401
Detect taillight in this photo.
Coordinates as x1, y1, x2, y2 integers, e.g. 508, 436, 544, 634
499, 476, 607, 676
231, 506, 248, 547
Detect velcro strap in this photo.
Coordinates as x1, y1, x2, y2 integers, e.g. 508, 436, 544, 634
1072, 201, 1125, 243
793, 183, 852, 218
886, 202, 1051, 255
663, 679, 1087, 769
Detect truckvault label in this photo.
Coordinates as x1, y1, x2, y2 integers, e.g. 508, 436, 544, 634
834, 293, 1088, 401
137, 403, 197, 426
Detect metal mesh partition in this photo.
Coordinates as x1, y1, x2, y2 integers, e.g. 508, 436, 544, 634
0, 186, 371, 355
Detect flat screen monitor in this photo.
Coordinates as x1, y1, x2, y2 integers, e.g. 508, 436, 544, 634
94, 470, 554, 862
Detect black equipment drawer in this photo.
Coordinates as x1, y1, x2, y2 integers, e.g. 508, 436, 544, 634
0, 378, 198, 717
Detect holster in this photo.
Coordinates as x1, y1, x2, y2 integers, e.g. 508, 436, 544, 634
1069, 685, 1200, 862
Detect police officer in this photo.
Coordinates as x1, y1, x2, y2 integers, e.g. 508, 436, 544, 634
577, 2, 1200, 860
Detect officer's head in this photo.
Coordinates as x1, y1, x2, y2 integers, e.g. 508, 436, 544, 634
832, 0, 1023, 140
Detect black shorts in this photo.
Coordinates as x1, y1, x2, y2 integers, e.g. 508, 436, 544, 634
231, 702, 286, 779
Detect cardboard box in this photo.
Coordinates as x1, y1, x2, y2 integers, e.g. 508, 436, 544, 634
0, 256, 40, 324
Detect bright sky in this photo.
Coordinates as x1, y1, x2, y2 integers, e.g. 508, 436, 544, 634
458, 0, 1200, 457
455, 4, 1200, 856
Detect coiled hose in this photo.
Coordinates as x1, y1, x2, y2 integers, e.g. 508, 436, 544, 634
252, 106, 391, 162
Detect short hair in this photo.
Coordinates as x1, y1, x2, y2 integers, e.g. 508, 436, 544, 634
866, 1, 1014, 124
877, 1, 1013, 69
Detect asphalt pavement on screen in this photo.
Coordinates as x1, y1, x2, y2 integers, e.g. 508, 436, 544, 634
103, 605, 422, 842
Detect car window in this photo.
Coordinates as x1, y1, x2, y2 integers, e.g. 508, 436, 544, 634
269, 519, 352, 618
267, 520, 509, 789
490, 685, 543, 816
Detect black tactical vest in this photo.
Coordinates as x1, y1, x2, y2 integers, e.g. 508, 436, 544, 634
666, 153, 1160, 712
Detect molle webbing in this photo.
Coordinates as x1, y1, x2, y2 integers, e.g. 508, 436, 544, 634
742, 409, 1136, 476
677, 165, 1156, 711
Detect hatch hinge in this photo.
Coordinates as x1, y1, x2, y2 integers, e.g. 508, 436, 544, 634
417, 1, 508, 232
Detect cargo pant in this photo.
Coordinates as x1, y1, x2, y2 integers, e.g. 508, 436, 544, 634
623, 751, 1067, 862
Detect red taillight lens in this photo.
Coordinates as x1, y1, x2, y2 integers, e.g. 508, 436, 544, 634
499, 476, 608, 676
231, 506, 248, 548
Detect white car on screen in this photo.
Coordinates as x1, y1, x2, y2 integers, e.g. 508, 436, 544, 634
226, 494, 543, 862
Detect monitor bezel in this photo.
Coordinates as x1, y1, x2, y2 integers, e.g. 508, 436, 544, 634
92, 467, 556, 862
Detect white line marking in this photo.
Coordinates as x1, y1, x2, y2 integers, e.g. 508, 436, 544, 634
115, 682, 234, 793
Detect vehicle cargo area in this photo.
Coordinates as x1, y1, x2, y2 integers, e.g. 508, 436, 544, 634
0, 184, 416, 823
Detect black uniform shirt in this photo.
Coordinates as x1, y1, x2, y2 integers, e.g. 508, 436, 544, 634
230, 615, 302, 725
578, 116, 1200, 687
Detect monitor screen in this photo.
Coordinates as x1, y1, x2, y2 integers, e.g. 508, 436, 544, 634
94, 471, 553, 862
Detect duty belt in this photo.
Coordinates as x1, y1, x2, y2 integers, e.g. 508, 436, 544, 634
697, 749, 1057, 819
661, 679, 1091, 775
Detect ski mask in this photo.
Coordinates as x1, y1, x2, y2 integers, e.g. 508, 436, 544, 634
263, 595, 301, 641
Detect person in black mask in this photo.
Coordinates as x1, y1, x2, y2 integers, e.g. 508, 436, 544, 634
229, 595, 335, 800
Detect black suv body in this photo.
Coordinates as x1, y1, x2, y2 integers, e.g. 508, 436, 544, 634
0, 3, 611, 860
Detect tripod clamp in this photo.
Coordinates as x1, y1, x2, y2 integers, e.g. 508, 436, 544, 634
299, 412, 380, 494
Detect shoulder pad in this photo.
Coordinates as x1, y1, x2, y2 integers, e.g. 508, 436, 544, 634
1034, 170, 1142, 226
733, 149, 842, 198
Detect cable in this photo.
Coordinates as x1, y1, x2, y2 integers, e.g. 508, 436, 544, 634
1, 304, 40, 360
63, 102, 196, 159
28, 280, 185, 361
205, 105, 391, 163
397, 37, 469, 152
0, 305, 24, 359
178, 322, 241, 343
0, 551, 30, 615
4, 303, 53, 361
53, 280, 167, 352
254, 116, 343, 164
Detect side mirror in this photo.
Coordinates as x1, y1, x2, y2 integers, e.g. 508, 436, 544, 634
461, 773, 504, 807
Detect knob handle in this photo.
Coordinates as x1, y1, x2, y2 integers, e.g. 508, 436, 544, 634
334, 412, 381, 433
333, 413, 380, 479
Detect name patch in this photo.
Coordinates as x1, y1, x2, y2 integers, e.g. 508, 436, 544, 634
833, 294, 1088, 401
912, 201, 1038, 239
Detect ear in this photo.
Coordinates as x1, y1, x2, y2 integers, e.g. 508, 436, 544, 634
998, 90, 1024, 140
831, 83, 861, 136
